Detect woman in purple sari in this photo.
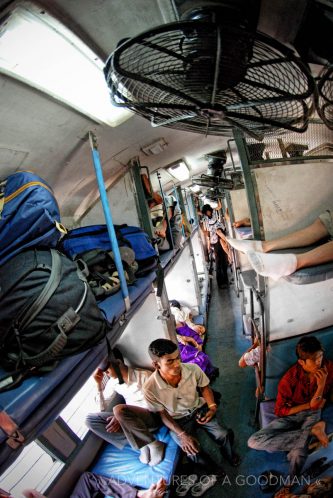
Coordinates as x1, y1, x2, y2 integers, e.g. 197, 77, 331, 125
170, 301, 219, 380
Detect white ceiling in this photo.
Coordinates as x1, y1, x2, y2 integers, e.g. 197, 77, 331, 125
0, 0, 316, 219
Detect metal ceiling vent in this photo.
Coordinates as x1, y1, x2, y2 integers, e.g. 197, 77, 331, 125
104, 0, 315, 137
316, 65, 333, 130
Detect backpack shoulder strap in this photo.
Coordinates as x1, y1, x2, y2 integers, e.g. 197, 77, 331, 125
17, 249, 62, 331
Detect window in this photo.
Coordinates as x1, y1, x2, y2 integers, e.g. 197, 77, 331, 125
0, 442, 64, 497
60, 375, 97, 439
0, 1, 132, 126
0, 376, 98, 497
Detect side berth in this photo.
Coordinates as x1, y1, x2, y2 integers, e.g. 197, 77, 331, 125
92, 425, 179, 493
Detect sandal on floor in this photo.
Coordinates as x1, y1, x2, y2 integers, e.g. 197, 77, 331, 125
190, 475, 218, 497
302, 457, 327, 479
175, 474, 198, 496
259, 470, 284, 493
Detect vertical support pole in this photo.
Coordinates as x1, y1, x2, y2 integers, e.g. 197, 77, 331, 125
225, 191, 240, 297
179, 186, 202, 310
130, 158, 154, 238
155, 276, 179, 343
173, 186, 186, 238
190, 193, 199, 227
89, 132, 130, 311
224, 191, 235, 227
233, 129, 261, 239
157, 171, 175, 252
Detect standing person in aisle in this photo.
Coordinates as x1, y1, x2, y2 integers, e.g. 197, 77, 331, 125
201, 204, 229, 288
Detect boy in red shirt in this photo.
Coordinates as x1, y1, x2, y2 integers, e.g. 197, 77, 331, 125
248, 336, 333, 496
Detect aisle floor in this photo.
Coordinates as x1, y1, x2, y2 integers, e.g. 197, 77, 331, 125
176, 278, 288, 498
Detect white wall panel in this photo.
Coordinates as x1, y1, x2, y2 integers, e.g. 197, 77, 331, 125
254, 161, 333, 239
268, 278, 333, 341
116, 292, 168, 369
79, 172, 140, 227
165, 244, 199, 312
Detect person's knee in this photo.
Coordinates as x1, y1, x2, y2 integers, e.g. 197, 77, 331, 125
85, 412, 98, 429
113, 403, 128, 420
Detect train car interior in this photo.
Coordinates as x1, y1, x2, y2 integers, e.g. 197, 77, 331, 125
0, 0, 333, 497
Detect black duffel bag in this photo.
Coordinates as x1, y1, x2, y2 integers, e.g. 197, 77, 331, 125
0, 248, 108, 384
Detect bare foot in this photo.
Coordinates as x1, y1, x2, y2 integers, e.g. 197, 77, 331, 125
311, 420, 329, 447
273, 486, 293, 498
137, 478, 167, 498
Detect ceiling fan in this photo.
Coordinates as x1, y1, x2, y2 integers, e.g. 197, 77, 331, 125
316, 65, 333, 130
104, 1, 315, 138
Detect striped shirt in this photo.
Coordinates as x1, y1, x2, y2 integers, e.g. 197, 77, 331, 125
203, 212, 225, 244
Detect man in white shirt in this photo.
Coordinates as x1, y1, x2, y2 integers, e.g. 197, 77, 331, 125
85, 349, 164, 466
143, 339, 240, 473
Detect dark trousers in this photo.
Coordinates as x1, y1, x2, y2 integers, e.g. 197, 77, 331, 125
248, 410, 320, 478
170, 409, 232, 470
212, 242, 229, 287
70, 472, 137, 498
86, 405, 161, 450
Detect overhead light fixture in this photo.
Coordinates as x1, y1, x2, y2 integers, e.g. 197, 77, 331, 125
0, 1, 132, 126
190, 184, 201, 193
167, 161, 190, 182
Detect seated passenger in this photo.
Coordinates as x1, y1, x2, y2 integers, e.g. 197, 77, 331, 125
148, 192, 170, 251
248, 336, 333, 497
239, 338, 263, 397
143, 339, 240, 475
227, 210, 333, 280
22, 475, 167, 498
238, 338, 260, 368
149, 192, 182, 251
85, 349, 164, 466
169, 299, 205, 336
164, 193, 183, 250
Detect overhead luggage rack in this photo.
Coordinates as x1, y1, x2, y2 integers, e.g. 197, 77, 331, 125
242, 119, 333, 165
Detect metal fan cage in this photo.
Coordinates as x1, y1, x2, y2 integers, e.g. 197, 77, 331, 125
316, 65, 333, 131
105, 21, 315, 137
243, 120, 333, 164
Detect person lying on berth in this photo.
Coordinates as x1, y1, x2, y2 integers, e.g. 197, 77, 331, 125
227, 209, 333, 280
143, 339, 240, 477
169, 300, 205, 336
248, 336, 333, 498
169, 300, 219, 379
22, 475, 167, 498
85, 348, 164, 467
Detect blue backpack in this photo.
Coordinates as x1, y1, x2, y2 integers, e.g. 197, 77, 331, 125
60, 224, 159, 276
0, 171, 65, 266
